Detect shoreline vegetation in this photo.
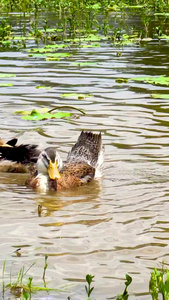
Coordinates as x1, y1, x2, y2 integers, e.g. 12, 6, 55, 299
0, 0, 169, 49
2, 257, 169, 299
0, 0, 169, 13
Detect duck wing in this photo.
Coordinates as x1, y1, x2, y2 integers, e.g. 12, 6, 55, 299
56, 162, 95, 190
61, 163, 95, 180
65, 131, 103, 169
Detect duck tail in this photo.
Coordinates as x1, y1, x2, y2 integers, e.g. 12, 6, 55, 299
0, 143, 40, 164
66, 131, 104, 173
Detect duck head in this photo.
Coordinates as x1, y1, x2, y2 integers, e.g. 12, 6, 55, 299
37, 147, 62, 179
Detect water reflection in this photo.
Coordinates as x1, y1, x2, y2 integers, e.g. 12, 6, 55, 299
35, 180, 103, 218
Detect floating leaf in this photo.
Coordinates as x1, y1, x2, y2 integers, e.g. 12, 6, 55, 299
28, 44, 66, 53
61, 93, 92, 100
132, 76, 169, 86
14, 108, 49, 115
81, 43, 100, 48
1, 41, 12, 46
36, 86, 51, 89
65, 34, 107, 43
45, 44, 66, 49
41, 28, 57, 33
29, 52, 71, 59
0, 73, 15, 78
151, 94, 169, 99
14, 106, 85, 121
11, 36, 34, 41
0, 83, 13, 87
115, 78, 128, 83
46, 57, 60, 61
22, 111, 71, 120
46, 52, 71, 58
71, 62, 98, 67
159, 35, 169, 40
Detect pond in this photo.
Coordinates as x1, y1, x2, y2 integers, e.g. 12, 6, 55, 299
1, 10, 169, 300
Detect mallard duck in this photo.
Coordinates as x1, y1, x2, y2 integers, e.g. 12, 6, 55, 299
0, 137, 40, 173
26, 131, 104, 193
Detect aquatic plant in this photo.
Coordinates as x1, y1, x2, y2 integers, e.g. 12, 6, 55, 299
3, 260, 169, 299
85, 274, 95, 299
116, 274, 132, 300
61, 93, 92, 99
2, 257, 62, 299
14, 106, 85, 121
131, 76, 169, 87
151, 94, 169, 99
149, 267, 169, 300
0, 19, 12, 41
0, 73, 15, 78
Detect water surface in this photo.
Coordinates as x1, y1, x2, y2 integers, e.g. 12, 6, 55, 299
1, 12, 169, 300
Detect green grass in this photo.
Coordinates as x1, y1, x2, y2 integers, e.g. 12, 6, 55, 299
3, 258, 169, 299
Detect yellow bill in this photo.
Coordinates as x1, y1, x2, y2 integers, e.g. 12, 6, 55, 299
48, 161, 61, 179
0, 138, 12, 147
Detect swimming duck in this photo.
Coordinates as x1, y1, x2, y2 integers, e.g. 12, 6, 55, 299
26, 131, 104, 193
0, 137, 40, 173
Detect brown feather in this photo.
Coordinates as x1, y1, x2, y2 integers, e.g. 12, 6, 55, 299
27, 163, 95, 192
26, 131, 102, 193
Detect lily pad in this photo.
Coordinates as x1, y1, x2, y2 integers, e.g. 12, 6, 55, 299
113, 34, 141, 46
0, 73, 15, 78
65, 34, 107, 43
29, 53, 71, 59
0, 83, 13, 87
28, 44, 66, 53
159, 35, 169, 40
131, 76, 169, 86
61, 93, 92, 100
71, 62, 98, 67
14, 108, 49, 115
46, 57, 60, 61
14, 106, 85, 121
36, 86, 51, 89
115, 78, 128, 83
151, 94, 169, 99
22, 110, 71, 120
81, 43, 100, 48
11, 36, 34, 41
